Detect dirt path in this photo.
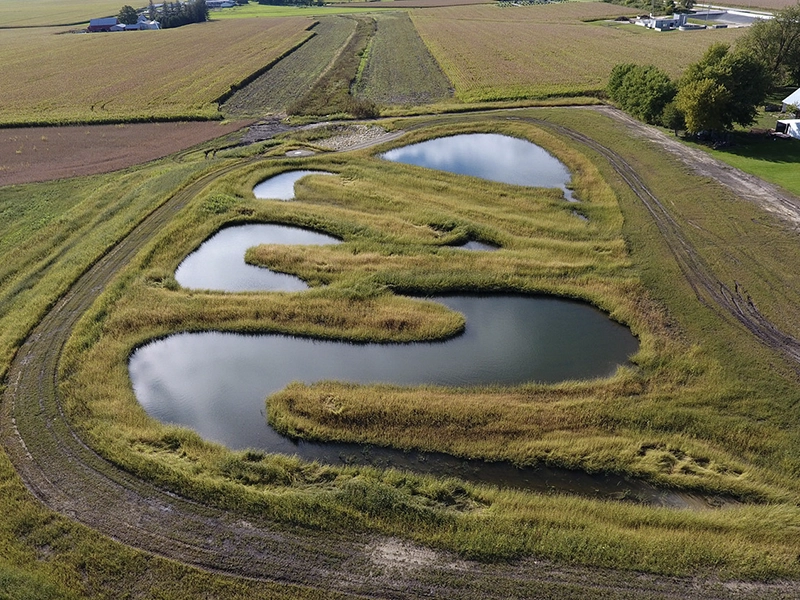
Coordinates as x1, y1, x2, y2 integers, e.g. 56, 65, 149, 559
593, 106, 800, 231
2, 117, 799, 599
574, 107, 800, 365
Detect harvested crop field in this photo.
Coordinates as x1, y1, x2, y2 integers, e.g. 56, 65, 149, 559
0, 121, 248, 185
0, 0, 122, 27
412, 3, 744, 101
329, 0, 494, 7
721, 0, 797, 8
0, 18, 314, 126
223, 16, 356, 116
353, 13, 453, 105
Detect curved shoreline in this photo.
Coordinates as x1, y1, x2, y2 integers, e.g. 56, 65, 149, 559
2, 112, 799, 597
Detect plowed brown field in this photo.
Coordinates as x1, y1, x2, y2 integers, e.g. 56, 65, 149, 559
0, 120, 249, 185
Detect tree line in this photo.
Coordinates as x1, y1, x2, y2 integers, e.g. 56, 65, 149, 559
607, 1, 800, 137
119, 1, 209, 28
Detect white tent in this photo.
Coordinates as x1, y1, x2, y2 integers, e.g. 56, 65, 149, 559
776, 119, 800, 140
781, 88, 800, 112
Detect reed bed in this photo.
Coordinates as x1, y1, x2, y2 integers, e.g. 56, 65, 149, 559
48, 115, 800, 578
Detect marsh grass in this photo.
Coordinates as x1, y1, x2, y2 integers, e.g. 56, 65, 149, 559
0, 157, 366, 598
46, 116, 800, 577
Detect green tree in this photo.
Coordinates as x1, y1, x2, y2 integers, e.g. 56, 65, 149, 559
737, 2, 800, 86
661, 101, 685, 135
118, 4, 138, 24
607, 64, 676, 125
677, 43, 770, 133
676, 78, 730, 134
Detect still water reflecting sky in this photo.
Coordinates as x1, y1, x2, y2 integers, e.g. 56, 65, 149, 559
175, 224, 340, 292
252, 170, 334, 200
382, 133, 575, 200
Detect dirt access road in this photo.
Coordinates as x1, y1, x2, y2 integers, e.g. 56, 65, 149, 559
2, 112, 800, 599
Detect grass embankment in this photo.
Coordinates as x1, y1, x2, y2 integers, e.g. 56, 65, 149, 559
699, 132, 800, 197
53, 114, 800, 579
288, 16, 379, 117
411, 3, 744, 102
0, 18, 314, 126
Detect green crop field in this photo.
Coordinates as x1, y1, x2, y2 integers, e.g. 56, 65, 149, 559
412, 3, 744, 101
0, 18, 314, 125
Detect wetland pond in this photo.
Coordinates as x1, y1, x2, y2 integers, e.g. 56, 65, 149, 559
252, 170, 334, 200
127, 135, 698, 505
175, 224, 340, 292
382, 133, 577, 202
129, 294, 654, 501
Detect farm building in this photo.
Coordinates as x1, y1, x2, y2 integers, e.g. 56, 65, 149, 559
134, 14, 161, 29
635, 13, 688, 31
776, 119, 800, 140
782, 88, 800, 113
88, 14, 159, 32
87, 17, 119, 32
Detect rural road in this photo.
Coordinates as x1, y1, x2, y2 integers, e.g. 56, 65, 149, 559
2, 111, 799, 599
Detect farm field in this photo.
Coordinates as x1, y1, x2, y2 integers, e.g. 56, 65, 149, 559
412, 3, 744, 101
222, 16, 357, 116
4, 0, 800, 598
0, 0, 121, 27
0, 120, 249, 185
353, 12, 453, 105
3, 110, 800, 600
0, 18, 314, 126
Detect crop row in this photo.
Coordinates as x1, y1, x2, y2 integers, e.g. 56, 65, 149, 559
223, 16, 356, 116
353, 13, 453, 106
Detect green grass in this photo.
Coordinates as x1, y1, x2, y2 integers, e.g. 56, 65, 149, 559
0, 152, 366, 598
222, 16, 357, 116
288, 15, 379, 117
701, 133, 800, 196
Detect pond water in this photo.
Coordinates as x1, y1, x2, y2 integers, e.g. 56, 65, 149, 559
457, 240, 499, 251
130, 295, 640, 491
253, 170, 334, 200
133, 138, 666, 501
174, 224, 340, 292
382, 133, 577, 202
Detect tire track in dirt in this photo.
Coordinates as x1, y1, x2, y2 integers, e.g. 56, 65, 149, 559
529, 110, 800, 368
1, 121, 798, 599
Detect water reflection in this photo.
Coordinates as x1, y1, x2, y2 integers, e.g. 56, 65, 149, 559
457, 240, 499, 251
175, 224, 340, 292
382, 133, 576, 201
131, 296, 638, 451
253, 170, 334, 200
